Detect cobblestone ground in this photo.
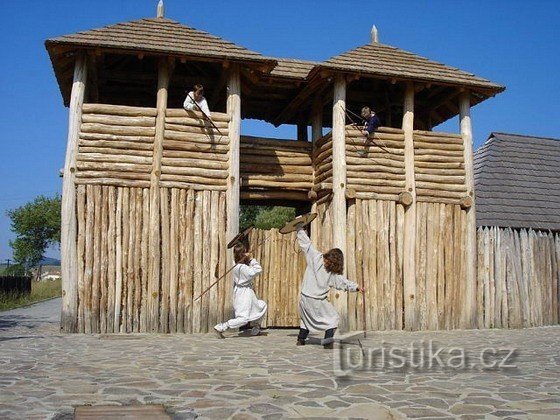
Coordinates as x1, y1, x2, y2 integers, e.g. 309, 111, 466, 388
1, 299, 559, 419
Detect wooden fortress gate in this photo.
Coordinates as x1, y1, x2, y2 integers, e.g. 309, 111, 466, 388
47, 7, 504, 333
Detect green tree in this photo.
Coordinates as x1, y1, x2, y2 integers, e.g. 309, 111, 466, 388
254, 206, 295, 229
7, 195, 61, 271
240, 205, 270, 231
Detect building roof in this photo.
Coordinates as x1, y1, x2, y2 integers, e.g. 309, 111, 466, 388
268, 58, 318, 79
45, 17, 275, 66
474, 133, 560, 231
316, 42, 504, 93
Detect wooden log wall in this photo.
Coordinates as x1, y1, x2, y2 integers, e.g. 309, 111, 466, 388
162, 109, 230, 191
413, 130, 468, 205
74, 104, 231, 333
345, 126, 406, 200
240, 136, 313, 195
76, 104, 157, 188
345, 199, 466, 331
477, 226, 560, 329
313, 132, 333, 192
249, 228, 306, 327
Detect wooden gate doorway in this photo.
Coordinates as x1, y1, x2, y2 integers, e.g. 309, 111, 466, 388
240, 201, 310, 328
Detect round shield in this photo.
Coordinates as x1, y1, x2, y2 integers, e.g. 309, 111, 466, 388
227, 227, 253, 249
279, 212, 317, 234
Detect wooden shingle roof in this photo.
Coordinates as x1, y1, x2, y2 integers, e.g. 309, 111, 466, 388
474, 133, 560, 231
45, 17, 275, 66
268, 58, 318, 79
316, 42, 504, 93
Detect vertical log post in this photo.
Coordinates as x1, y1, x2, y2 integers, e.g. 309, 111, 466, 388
148, 58, 170, 333
332, 74, 348, 331
402, 82, 417, 330
61, 53, 87, 333
459, 91, 477, 328
297, 122, 309, 142
226, 64, 241, 319
310, 96, 323, 245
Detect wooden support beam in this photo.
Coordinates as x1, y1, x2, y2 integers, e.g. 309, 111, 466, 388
402, 81, 417, 331
332, 74, 348, 331
297, 122, 308, 142
273, 75, 329, 126
147, 58, 170, 333
311, 96, 323, 246
226, 64, 241, 319
61, 53, 88, 333
459, 91, 478, 329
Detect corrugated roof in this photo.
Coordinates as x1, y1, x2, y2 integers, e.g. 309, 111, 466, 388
474, 133, 560, 231
45, 17, 274, 65
268, 58, 318, 79
317, 42, 504, 92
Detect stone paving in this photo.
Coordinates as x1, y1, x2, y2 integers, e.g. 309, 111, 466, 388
1, 299, 560, 419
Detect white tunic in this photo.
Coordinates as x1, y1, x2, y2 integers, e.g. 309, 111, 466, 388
297, 229, 358, 332
183, 91, 211, 118
225, 259, 267, 329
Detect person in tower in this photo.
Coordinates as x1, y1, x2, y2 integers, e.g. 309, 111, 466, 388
360, 106, 381, 136
213, 243, 267, 338
183, 84, 211, 118
295, 226, 364, 349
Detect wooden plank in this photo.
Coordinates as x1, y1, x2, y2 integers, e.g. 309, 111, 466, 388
416, 203, 427, 330
185, 189, 196, 333
160, 188, 170, 333
140, 188, 150, 332
114, 188, 123, 332
76, 185, 86, 333
425, 203, 439, 330
217, 191, 227, 326
83, 103, 158, 117
107, 187, 116, 333
347, 200, 357, 330
169, 188, 179, 333
208, 190, 220, 331
125, 188, 136, 333
120, 188, 130, 333
193, 192, 203, 332
176, 189, 187, 333
91, 186, 102, 333
99, 186, 109, 333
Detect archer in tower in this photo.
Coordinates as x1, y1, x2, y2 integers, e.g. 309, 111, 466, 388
183, 84, 211, 118
360, 106, 380, 137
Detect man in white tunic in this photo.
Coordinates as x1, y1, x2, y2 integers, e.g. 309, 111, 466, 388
296, 226, 363, 348
214, 244, 267, 338
183, 84, 211, 118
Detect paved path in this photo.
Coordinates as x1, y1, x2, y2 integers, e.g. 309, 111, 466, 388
1, 299, 559, 419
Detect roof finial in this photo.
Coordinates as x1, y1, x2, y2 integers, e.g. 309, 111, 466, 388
371, 25, 379, 43
157, 0, 165, 18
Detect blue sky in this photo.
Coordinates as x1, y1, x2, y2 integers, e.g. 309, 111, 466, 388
1, 0, 559, 260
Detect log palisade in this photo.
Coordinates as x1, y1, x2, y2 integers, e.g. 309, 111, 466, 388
50, 6, 546, 335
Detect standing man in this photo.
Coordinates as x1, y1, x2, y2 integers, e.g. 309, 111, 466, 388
184, 84, 211, 118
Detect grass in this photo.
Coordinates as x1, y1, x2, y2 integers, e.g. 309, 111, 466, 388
0, 279, 61, 312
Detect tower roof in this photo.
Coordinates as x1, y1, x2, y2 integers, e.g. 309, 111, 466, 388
315, 42, 504, 93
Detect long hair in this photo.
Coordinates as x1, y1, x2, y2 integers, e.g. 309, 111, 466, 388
233, 243, 249, 265
323, 248, 344, 274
